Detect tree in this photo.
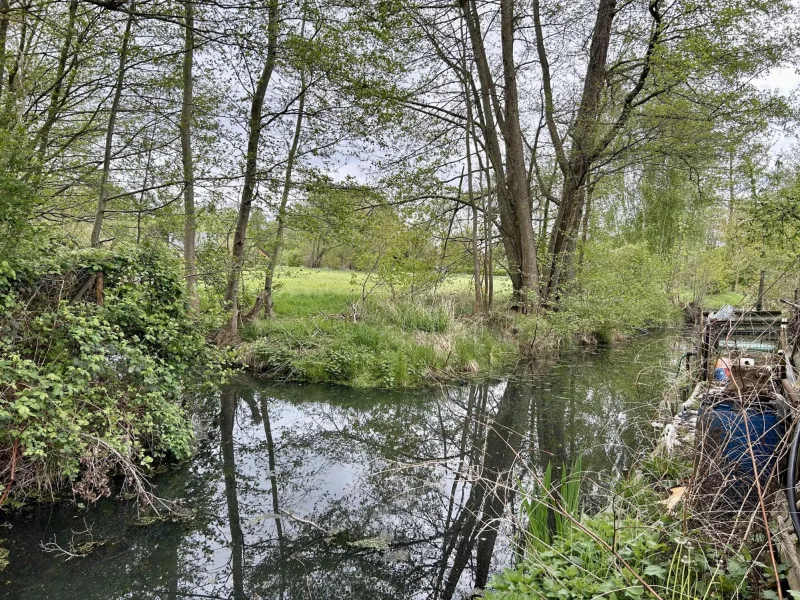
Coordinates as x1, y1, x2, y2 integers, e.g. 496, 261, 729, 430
218, 0, 279, 341
181, 0, 199, 311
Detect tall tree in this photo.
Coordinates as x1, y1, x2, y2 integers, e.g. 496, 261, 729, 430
91, 2, 135, 248
218, 0, 279, 340
180, 0, 199, 311
252, 68, 306, 319
536, 0, 662, 305
458, 0, 538, 308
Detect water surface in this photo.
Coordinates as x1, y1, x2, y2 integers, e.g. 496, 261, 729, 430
1, 335, 677, 599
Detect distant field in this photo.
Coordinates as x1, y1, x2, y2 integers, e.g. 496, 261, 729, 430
242, 267, 513, 317
676, 289, 748, 311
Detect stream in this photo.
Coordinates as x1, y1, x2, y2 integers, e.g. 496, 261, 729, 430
0, 334, 680, 599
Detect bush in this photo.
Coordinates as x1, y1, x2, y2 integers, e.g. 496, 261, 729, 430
0, 246, 223, 505
558, 243, 677, 341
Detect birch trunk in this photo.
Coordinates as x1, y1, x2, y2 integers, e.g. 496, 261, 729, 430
249, 71, 306, 320
180, 0, 199, 311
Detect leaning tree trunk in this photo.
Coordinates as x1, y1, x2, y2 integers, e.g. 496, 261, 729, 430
247, 68, 306, 321
537, 0, 663, 306
91, 3, 134, 248
180, 0, 199, 312
218, 0, 278, 342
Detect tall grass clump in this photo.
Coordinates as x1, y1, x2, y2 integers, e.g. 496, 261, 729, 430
365, 296, 455, 333
522, 459, 582, 554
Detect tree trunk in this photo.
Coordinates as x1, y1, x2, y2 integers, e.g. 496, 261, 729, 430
473, 141, 493, 309
757, 269, 766, 311
0, 0, 10, 101
180, 0, 199, 312
250, 69, 306, 321
576, 183, 593, 268
91, 3, 134, 248
135, 121, 157, 244
460, 23, 482, 313
465, 98, 482, 313
499, 0, 538, 307
36, 0, 77, 165
539, 0, 616, 305
5, 0, 26, 101
218, 0, 279, 341
459, 0, 536, 308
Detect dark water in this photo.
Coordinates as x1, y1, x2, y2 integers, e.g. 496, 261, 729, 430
1, 335, 679, 600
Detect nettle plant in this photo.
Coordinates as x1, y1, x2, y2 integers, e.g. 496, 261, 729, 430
0, 245, 223, 506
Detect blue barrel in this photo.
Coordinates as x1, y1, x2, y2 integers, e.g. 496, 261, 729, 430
698, 400, 786, 491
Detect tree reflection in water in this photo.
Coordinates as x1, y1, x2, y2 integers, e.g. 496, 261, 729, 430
0, 336, 673, 599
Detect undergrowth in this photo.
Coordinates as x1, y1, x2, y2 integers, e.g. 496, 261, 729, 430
0, 245, 224, 506
488, 461, 786, 600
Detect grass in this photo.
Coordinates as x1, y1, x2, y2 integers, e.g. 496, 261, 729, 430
238, 298, 519, 388
239, 266, 514, 318
234, 267, 523, 387
703, 290, 746, 309
233, 267, 679, 388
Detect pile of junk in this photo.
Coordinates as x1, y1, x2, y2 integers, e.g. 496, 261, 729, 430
662, 301, 800, 588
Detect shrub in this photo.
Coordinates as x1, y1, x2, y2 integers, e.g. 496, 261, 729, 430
559, 243, 677, 341
0, 246, 223, 505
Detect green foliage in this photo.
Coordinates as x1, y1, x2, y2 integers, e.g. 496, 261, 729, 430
488, 510, 761, 600
0, 245, 224, 504
0, 128, 39, 264
493, 465, 781, 600
560, 243, 678, 341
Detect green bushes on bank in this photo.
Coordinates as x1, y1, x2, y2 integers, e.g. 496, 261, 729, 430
557, 243, 679, 342
0, 246, 223, 505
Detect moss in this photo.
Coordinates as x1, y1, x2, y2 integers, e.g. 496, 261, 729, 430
0, 545, 8, 572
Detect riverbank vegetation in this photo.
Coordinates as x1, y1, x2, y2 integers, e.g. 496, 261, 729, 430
0, 246, 223, 505
488, 464, 783, 599
1, 0, 800, 544
234, 253, 676, 387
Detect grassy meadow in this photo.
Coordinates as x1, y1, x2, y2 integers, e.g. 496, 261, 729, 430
232, 266, 686, 388
234, 268, 533, 388
241, 266, 513, 317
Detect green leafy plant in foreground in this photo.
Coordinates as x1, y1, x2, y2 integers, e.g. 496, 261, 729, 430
490, 465, 776, 600
488, 508, 763, 600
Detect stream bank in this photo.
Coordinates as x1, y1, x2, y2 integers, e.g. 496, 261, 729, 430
0, 335, 676, 599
